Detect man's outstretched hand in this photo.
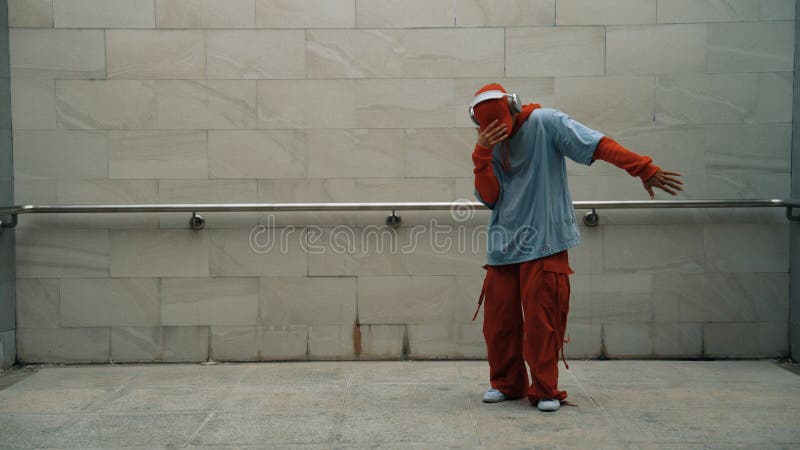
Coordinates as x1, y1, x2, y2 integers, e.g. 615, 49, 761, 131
643, 170, 684, 199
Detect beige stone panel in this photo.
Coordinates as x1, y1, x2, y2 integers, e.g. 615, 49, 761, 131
162, 277, 259, 326
306, 29, 402, 78
110, 131, 208, 179
406, 322, 461, 359
56, 80, 158, 130
110, 327, 163, 362
17, 327, 109, 363
562, 322, 602, 358
209, 130, 305, 179
155, 80, 257, 130
592, 126, 706, 177
60, 278, 159, 327
158, 179, 258, 229
258, 79, 356, 129
454, 275, 484, 323
209, 228, 307, 276
657, 0, 759, 23
49, 178, 159, 229
261, 325, 308, 360
307, 28, 503, 78
110, 230, 209, 277
54, 0, 155, 28
13, 130, 107, 179
308, 324, 353, 360
654, 273, 788, 323
703, 172, 790, 224
10, 29, 104, 79
16, 229, 109, 278
307, 129, 403, 178
156, 0, 255, 28
554, 76, 655, 129
567, 227, 603, 274
703, 322, 788, 358
57, 179, 157, 204
211, 326, 260, 361
45, 179, 158, 229
107, 30, 204, 79
603, 225, 705, 273
754, 72, 793, 123
357, 275, 454, 325
405, 323, 477, 359
14, 178, 56, 204
506, 27, 605, 77
606, 24, 706, 75
256, 0, 354, 28
257, 178, 357, 228
207, 30, 305, 80
260, 276, 356, 326
356, 79, 454, 129
11, 79, 55, 129
354, 324, 405, 360
704, 172, 790, 199
705, 123, 790, 174
9, 0, 53, 27
354, 177, 454, 226
405, 128, 475, 178
760, 0, 796, 19
567, 274, 592, 323
163, 326, 209, 362
556, 0, 655, 25
703, 223, 789, 273
590, 273, 653, 324
707, 21, 794, 73
305, 226, 409, 276
404, 226, 486, 276
16, 279, 60, 328
653, 323, 702, 358
457, 0, 555, 26
454, 77, 555, 128
158, 179, 257, 203
656, 73, 790, 125
356, 0, 454, 27
603, 323, 653, 357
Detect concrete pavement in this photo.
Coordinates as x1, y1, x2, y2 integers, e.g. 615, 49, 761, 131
0, 360, 798, 449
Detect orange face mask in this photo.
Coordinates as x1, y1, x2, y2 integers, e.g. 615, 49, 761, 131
473, 98, 514, 134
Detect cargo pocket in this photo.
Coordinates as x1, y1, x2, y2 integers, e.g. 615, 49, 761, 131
542, 261, 572, 370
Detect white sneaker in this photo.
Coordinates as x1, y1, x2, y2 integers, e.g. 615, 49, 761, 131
537, 398, 561, 412
482, 387, 507, 403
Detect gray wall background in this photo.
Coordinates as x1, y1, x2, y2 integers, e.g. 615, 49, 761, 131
5, 0, 796, 363
0, 0, 15, 370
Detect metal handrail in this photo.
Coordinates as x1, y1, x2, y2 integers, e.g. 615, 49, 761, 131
0, 198, 798, 229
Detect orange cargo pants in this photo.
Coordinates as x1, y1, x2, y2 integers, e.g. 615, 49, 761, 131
472, 255, 573, 406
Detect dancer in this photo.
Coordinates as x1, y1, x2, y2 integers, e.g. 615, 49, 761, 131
469, 83, 683, 411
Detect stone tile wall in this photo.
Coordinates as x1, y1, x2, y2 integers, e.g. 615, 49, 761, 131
7, 0, 795, 362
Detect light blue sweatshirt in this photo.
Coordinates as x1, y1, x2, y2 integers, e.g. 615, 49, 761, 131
474, 108, 604, 266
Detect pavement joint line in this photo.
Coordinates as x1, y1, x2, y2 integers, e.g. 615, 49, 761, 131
181, 411, 216, 448
330, 370, 354, 446
465, 395, 485, 450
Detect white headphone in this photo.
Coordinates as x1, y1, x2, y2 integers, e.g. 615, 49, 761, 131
468, 90, 522, 126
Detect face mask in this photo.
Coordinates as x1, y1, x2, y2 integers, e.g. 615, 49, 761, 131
474, 98, 513, 135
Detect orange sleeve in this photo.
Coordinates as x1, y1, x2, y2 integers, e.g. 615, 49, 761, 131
592, 136, 660, 182
472, 143, 500, 206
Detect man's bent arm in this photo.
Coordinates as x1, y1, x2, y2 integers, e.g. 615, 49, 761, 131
472, 143, 499, 208
592, 136, 660, 182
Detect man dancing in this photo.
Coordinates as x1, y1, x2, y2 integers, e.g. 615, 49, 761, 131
469, 83, 683, 411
